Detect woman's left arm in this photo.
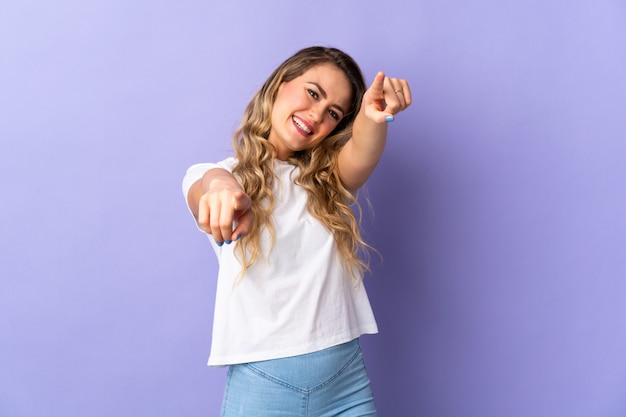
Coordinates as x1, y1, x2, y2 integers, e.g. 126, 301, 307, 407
337, 72, 412, 193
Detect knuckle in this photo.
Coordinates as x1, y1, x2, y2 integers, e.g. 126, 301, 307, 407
387, 102, 401, 113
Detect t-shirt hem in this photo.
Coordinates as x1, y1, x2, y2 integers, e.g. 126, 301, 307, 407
206, 327, 379, 367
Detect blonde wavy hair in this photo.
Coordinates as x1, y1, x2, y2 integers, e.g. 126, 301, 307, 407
231, 46, 373, 280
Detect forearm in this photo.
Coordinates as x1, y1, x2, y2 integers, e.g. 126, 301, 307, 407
350, 108, 389, 168
337, 108, 388, 192
337, 71, 411, 192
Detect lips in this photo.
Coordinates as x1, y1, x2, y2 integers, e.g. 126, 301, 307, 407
292, 116, 313, 136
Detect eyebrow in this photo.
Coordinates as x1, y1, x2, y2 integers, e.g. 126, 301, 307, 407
307, 82, 347, 116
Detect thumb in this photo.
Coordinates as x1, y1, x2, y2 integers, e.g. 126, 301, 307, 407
231, 191, 253, 241
232, 190, 251, 211
232, 210, 254, 241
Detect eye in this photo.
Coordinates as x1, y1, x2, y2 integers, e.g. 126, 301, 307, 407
328, 109, 340, 121
307, 88, 319, 100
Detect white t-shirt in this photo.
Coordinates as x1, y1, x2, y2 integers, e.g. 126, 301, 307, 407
182, 157, 378, 366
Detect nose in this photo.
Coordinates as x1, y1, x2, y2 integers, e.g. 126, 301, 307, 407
308, 103, 325, 123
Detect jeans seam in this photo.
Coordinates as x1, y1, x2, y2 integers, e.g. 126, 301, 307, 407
244, 343, 362, 395
220, 367, 234, 417
309, 346, 361, 393
244, 363, 308, 394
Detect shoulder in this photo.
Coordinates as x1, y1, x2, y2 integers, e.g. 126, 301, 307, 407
186, 157, 238, 175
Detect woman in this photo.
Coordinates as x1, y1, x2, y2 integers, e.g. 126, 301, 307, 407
183, 46, 411, 416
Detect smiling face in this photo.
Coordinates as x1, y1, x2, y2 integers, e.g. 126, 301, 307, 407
267, 64, 353, 160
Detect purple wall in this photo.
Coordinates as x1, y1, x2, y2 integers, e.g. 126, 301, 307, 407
1, 1, 625, 416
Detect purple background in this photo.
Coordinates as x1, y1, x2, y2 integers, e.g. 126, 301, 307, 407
1, 1, 625, 416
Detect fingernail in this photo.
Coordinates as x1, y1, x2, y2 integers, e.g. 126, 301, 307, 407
385, 115, 394, 122
216, 241, 223, 247
225, 240, 232, 245
236, 234, 242, 241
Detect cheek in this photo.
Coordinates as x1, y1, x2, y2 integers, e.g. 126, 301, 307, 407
274, 94, 305, 121
321, 122, 336, 136
314, 124, 337, 143
323, 117, 341, 133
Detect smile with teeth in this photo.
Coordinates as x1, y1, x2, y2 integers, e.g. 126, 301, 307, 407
293, 116, 313, 136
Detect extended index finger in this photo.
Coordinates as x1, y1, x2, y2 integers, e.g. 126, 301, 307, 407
369, 71, 386, 97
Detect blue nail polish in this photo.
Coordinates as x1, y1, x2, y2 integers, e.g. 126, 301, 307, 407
216, 241, 223, 247
236, 234, 242, 241
225, 240, 232, 245
385, 115, 394, 122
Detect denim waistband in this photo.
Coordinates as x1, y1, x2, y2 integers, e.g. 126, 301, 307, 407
242, 339, 362, 393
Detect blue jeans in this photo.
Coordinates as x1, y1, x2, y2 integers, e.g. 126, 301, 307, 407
220, 339, 377, 417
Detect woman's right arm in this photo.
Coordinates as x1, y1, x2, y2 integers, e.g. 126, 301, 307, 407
187, 168, 254, 245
